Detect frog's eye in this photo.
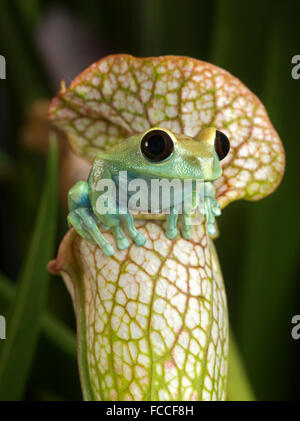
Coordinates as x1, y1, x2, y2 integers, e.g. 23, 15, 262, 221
141, 129, 174, 162
215, 130, 230, 160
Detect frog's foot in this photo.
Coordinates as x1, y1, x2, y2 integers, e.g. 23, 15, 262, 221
202, 182, 221, 236
165, 228, 178, 240
179, 213, 192, 240
204, 196, 222, 235
98, 221, 110, 231
119, 213, 146, 247
68, 208, 114, 257
206, 221, 216, 236
100, 243, 115, 257
211, 199, 221, 216
133, 231, 147, 246
111, 225, 130, 250
165, 213, 179, 239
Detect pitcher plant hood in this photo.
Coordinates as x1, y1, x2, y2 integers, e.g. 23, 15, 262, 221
49, 54, 285, 208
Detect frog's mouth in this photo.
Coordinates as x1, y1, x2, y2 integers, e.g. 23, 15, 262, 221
116, 168, 207, 182
124, 170, 220, 183
112, 152, 221, 181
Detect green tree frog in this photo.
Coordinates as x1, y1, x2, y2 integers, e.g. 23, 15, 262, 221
67, 126, 230, 256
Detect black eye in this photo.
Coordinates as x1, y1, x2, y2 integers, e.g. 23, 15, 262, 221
215, 130, 230, 160
141, 129, 174, 162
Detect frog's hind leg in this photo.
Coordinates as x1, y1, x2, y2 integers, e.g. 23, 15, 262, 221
67, 210, 94, 244
68, 208, 114, 256
68, 180, 91, 212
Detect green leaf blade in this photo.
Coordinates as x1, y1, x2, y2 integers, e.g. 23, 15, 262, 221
0, 137, 58, 400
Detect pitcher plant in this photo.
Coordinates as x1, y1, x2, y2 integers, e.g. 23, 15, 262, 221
48, 55, 284, 401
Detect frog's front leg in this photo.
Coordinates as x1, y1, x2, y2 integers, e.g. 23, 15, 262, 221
165, 208, 179, 239
165, 209, 193, 240
68, 182, 114, 255
92, 212, 147, 251
202, 182, 221, 236
90, 165, 146, 251
119, 213, 147, 247
179, 212, 192, 239
68, 181, 114, 256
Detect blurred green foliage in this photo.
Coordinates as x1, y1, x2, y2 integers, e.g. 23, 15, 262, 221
0, 137, 58, 400
0, 0, 299, 401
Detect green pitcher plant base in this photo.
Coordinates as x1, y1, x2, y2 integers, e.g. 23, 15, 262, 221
48, 54, 285, 401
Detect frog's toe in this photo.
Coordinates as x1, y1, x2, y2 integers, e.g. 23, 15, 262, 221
133, 231, 147, 247
99, 222, 110, 231
102, 243, 115, 257
117, 237, 130, 250
165, 228, 179, 240
181, 227, 192, 240
207, 223, 216, 236
212, 203, 221, 216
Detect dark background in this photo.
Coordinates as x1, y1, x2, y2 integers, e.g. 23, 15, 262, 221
0, 0, 299, 400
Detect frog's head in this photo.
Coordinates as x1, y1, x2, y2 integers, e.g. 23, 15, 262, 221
106, 127, 230, 181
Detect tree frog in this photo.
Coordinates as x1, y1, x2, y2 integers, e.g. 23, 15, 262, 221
67, 127, 230, 256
